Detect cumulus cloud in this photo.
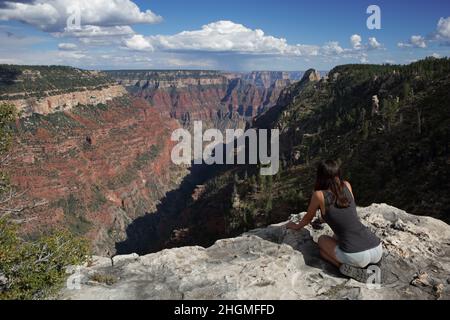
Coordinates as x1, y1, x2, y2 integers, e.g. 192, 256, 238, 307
55, 25, 135, 38
58, 42, 77, 50
398, 35, 427, 48
0, 1, 58, 30
410, 35, 427, 48
436, 17, 450, 39
322, 41, 344, 55
0, 0, 162, 32
398, 16, 450, 49
122, 21, 385, 64
123, 20, 322, 57
350, 34, 362, 49
368, 37, 381, 49
350, 34, 382, 50
123, 34, 153, 51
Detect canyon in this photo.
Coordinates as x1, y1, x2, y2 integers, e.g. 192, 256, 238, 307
106, 70, 302, 126
1, 66, 299, 255
1, 59, 449, 300
124, 60, 449, 258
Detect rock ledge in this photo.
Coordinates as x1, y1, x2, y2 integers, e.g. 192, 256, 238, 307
61, 204, 450, 300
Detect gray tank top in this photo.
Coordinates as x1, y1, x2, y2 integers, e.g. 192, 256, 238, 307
321, 186, 380, 253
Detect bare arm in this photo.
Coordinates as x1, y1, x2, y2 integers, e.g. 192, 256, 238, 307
286, 191, 322, 230
343, 180, 354, 199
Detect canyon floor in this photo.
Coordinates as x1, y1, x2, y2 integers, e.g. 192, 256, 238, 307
61, 204, 450, 300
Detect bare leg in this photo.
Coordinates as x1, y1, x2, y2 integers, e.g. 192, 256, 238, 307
320, 249, 341, 268
318, 235, 341, 267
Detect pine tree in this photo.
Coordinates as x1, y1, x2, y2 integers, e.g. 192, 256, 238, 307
402, 82, 411, 100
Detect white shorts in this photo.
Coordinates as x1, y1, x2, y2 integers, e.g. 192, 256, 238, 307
335, 243, 383, 268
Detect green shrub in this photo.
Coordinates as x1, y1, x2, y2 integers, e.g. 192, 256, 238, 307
149, 144, 161, 159
51, 195, 91, 236
0, 218, 91, 299
0, 103, 16, 154
0, 103, 90, 300
0, 103, 16, 201
89, 185, 107, 211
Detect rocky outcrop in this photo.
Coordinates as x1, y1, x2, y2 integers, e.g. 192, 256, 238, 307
61, 204, 450, 300
242, 71, 291, 88
0, 65, 120, 117
7, 85, 126, 117
303, 69, 322, 82
109, 70, 228, 89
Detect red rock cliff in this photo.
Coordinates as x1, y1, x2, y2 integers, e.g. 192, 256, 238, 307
6, 96, 187, 255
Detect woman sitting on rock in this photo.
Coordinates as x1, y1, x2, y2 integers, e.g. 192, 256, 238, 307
286, 159, 382, 283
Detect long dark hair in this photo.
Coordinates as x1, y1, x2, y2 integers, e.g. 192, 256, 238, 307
314, 160, 350, 208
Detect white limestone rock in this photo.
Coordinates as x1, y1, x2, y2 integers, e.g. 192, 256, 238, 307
60, 204, 450, 300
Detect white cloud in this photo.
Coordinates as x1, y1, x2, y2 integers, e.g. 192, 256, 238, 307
397, 41, 409, 48
322, 41, 344, 55
78, 37, 115, 46
0, 0, 162, 32
410, 35, 427, 48
437, 17, 450, 40
368, 37, 381, 49
350, 34, 382, 50
122, 21, 385, 64
55, 25, 135, 38
398, 35, 427, 48
350, 34, 362, 49
123, 34, 153, 51
398, 17, 450, 49
58, 42, 77, 50
0, 2, 59, 30
291, 44, 320, 56
431, 53, 441, 58
57, 50, 87, 60
124, 21, 320, 56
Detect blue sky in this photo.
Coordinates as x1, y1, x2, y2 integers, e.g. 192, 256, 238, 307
0, 0, 449, 70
